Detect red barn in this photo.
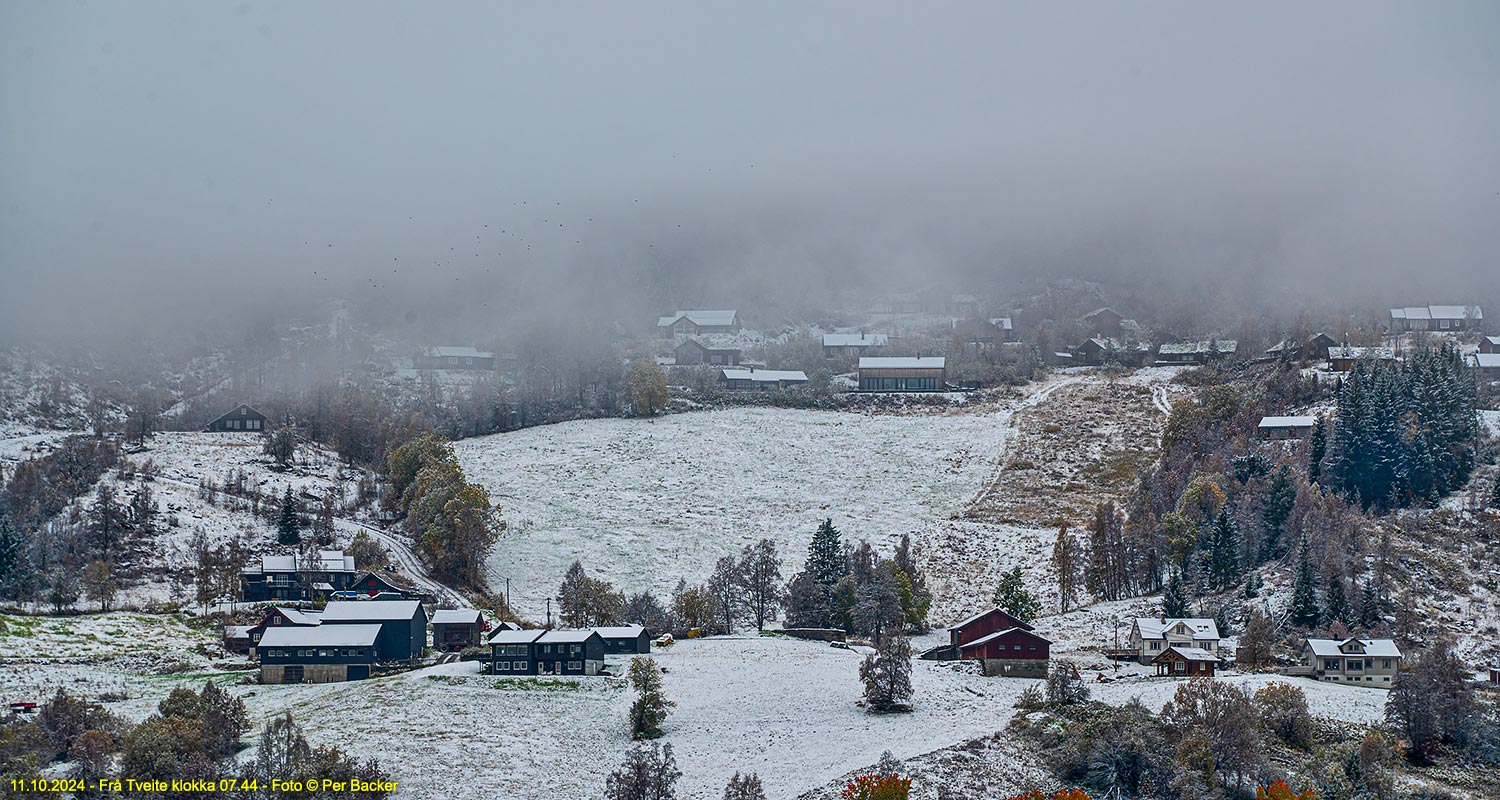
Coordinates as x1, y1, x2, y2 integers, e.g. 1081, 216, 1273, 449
947, 607, 1033, 651
957, 627, 1051, 677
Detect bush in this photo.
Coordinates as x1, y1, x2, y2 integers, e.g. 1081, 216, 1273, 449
1044, 663, 1089, 706
1255, 683, 1313, 748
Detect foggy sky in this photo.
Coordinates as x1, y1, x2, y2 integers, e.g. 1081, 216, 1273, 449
2, 1, 1498, 345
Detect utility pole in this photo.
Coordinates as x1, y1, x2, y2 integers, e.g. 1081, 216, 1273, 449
546, 596, 553, 629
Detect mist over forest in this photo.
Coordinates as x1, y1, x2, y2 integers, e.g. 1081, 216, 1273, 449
3, 1, 1498, 357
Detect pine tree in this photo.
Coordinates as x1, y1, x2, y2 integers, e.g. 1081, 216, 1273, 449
1208, 508, 1241, 589
807, 519, 845, 586
1489, 475, 1500, 510
1161, 567, 1189, 618
276, 486, 300, 545
1260, 465, 1297, 560
1290, 537, 1321, 628
722, 772, 766, 800
859, 635, 913, 713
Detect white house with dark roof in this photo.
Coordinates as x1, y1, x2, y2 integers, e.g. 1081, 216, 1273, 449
1127, 618, 1221, 664
657, 310, 741, 338
1389, 305, 1483, 332
1300, 638, 1402, 687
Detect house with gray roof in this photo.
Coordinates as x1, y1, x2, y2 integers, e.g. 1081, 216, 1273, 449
1297, 638, 1402, 687
1127, 618, 1221, 664
657, 310, 741, 338
1258, 415, 1319, 440
1155, 339, 1238, 365
256, 624, 381, 684
1389, 305, 1483, 332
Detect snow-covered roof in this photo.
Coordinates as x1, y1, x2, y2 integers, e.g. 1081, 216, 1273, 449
431, 609, 484, 626
858, 357, 946, 369
957, 627, 1050, 649
1157, 340, 1237, 355
720, 368, 807, 383
1305, 638, 1402, 658
487, 628, 544, 645
658, 310, 739, 328
676, 336, 741, 352
1258, 415, 1317, 428
1081, 337, 1150, 352
1134, 618, 1219, 640
988, 317, 1013, 330
251, 550, 355, 575
1328, 346, 1395, 360
594, 625, 646, 638
1158, 645, 1218, 662
536, 629, 600, 644
258, 624, 381, 648
1484, 336, 1500, 347
318, 600, 422, 621
271, 608, 323, 626
946, 607, 1028, 632
1391, 305, 1482, 321
822, 333, 888, 348
425, 346, 494, 359
1082, 307, 1121, 320
225, 626, 252, 638
1472, 354, 1500, 368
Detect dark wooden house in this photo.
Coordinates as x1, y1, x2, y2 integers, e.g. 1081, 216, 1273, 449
1257, 415, 1317, 440
1073, 338, 1150, 367
488, 629, 545, 675
240, 550, 357, 603
431, 609, 486, 652
956, 626, 1051, 677
224, 625, 252, 655
533, 630, 606, 675
1328, 346, 1396, 373
245, 607, 324, 657
415, 346, 496, 371
1481, 336, 1500, 355
719, 368, 808, 390
674, 338, 742, 366
822, 333, 888, 358
594, 625, 651, 654
207, 404, 268, 433
857, 357, 945, 392
1152, 645, 1218, 677
257, 624, 380, 684
318, 600, 427, 663
944, 608, 1033, 653
346, 570, 421, 600
1473, 353, 1500, 381
1306, 333, 1338, 361
1082, 307, 1125, 337
657, 310, 741, 338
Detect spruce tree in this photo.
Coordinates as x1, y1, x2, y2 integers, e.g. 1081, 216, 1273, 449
1358, 579, 1381, 630
1489, 475, 1500, 510
1307, 415, 1327, 484
0, 517, 18, 587
1161, 567, 1189, 619
806, 519, 845, 586
991, 567, 1040, 624
627, 656, 675, 739
1290, 537, 1321, 627
1208, 508, 1240, 589
277, 486, 300, 545
1324, 572, 1351, 627
1260, 465, 1296, 560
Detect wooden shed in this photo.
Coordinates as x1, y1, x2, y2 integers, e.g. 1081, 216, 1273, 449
431, 609, 486, 652
956, 627, 1051, 677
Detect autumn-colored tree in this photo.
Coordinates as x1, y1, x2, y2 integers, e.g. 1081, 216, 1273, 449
627, 359, 669, 416
841, 772, 910, 800
1254, 780, 1315, 800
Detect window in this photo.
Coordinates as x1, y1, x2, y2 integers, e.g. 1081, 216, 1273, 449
318, 649, 328, 657
1149, 641, 1161, 650
1382, 659, 1392, 669
272, 617, 281, 625
571, 645, 581, 654
247, 419, 261, 430
513, 661, 527, 670
1028, 645, 1036, 650
1325, 659, 1339, 670
1348, 660, 1362, 671
1012, 644, 1021, 651
567, 661, 582, 670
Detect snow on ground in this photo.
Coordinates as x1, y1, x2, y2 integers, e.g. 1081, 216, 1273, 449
455, 396, 1040, 616
1482, 409, 1500, 438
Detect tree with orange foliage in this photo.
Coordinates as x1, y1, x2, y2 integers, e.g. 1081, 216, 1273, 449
1255, 780, 1316, 800
1002, 790, 1096, 800
840, 772, 911, 800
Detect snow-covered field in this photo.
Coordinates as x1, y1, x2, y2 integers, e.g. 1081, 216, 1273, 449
456, 400, 1035, 616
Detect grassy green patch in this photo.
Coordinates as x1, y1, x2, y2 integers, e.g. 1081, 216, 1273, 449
490, 677, 587, 692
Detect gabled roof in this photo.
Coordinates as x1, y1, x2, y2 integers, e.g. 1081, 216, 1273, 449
1484, 336, 1500, 347
1157, 340, 1238, 355
1133, 618, 1219, 640
269, 608, 323, 626
594, 625, 647, 638
1082, 307, 1123, 320
487, 628, 545, 645
431, 609, 484, 626
957, 626, 1051, 650
946, 607, 1034, 633
209, 404, 267, 424
859, 356, 946, 369
658, 310, 739, 328
1154, 645, 1218, 663
675, 337, 741, 354
249, 550, 356, 575
318, 600, 422, 621
1391, 305, 1482, 321
1472, 354, 1500, 368
425, 346, 494, 359
1258, 415, 1318, 428
258, 624, 381, 648
720, 368, 808, 383
1305, 638, 1402, 658
822, 333, 889, 347
536, 629, 603, 645
225, 625, 253, 638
